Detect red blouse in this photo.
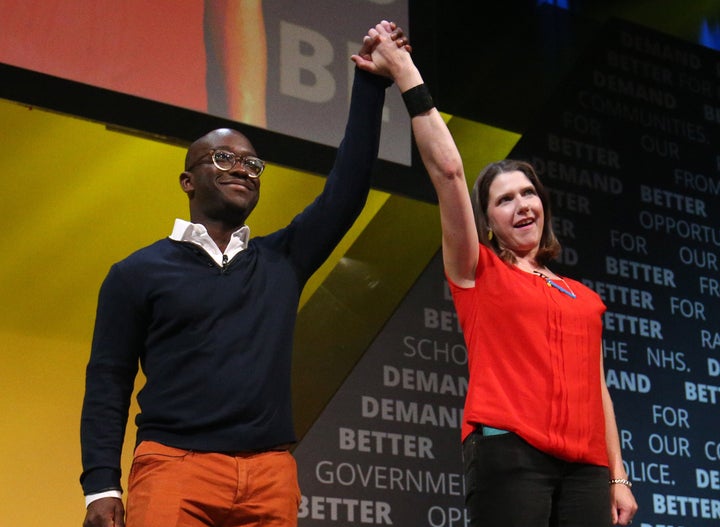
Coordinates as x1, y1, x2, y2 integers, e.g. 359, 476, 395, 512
449, 244, 609, 466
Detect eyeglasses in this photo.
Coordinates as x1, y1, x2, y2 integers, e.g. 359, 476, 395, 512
187, 149, 265, 178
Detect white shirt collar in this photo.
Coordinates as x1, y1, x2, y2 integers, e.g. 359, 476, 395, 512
169, 218, 250, 267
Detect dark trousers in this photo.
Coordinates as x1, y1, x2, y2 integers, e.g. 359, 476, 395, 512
463, 430, 611, 527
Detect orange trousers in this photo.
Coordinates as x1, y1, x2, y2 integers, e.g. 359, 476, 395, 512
126, 440, 301, 527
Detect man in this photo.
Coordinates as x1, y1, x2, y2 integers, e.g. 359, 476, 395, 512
80, 22, 409, 527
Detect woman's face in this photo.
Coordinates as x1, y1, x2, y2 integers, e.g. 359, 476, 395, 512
486, 170, 544, 258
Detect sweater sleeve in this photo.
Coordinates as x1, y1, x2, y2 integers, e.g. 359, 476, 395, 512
285, 67, 391, 281
80, 263, 143, 495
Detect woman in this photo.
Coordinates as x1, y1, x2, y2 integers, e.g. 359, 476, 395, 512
353, 22, 638, 526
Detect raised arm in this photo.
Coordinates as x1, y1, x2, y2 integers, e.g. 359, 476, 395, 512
352, 22, 478, 286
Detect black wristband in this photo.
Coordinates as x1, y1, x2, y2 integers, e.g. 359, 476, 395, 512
401, 83, 434, 117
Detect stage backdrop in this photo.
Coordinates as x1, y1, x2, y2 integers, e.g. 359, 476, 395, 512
0, 0, 411, 165
293, 18, 720, 527
508, 18, 720, 526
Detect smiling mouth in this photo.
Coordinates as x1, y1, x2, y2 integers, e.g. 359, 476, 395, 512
514, 218, 534, 228
218, 176, 254, 189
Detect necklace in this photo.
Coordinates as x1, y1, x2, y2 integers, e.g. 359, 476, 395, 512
532, 269, 577, 299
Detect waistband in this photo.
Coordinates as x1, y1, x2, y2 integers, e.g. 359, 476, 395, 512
478, 425, 509, 436
230, 443, 294, 455
135, 440, 293, 458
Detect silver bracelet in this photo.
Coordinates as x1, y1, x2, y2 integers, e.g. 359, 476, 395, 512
609, 478, 633, 488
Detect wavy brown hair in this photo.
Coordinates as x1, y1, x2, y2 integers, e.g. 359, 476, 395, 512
470, 159, 561, 265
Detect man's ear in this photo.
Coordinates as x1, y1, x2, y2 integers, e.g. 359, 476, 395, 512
179, 171, 194, 196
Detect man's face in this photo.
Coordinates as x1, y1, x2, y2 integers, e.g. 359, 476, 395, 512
181, 129, 261, 226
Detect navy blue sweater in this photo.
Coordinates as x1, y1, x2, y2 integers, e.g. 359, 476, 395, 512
80, 69, 390, 494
